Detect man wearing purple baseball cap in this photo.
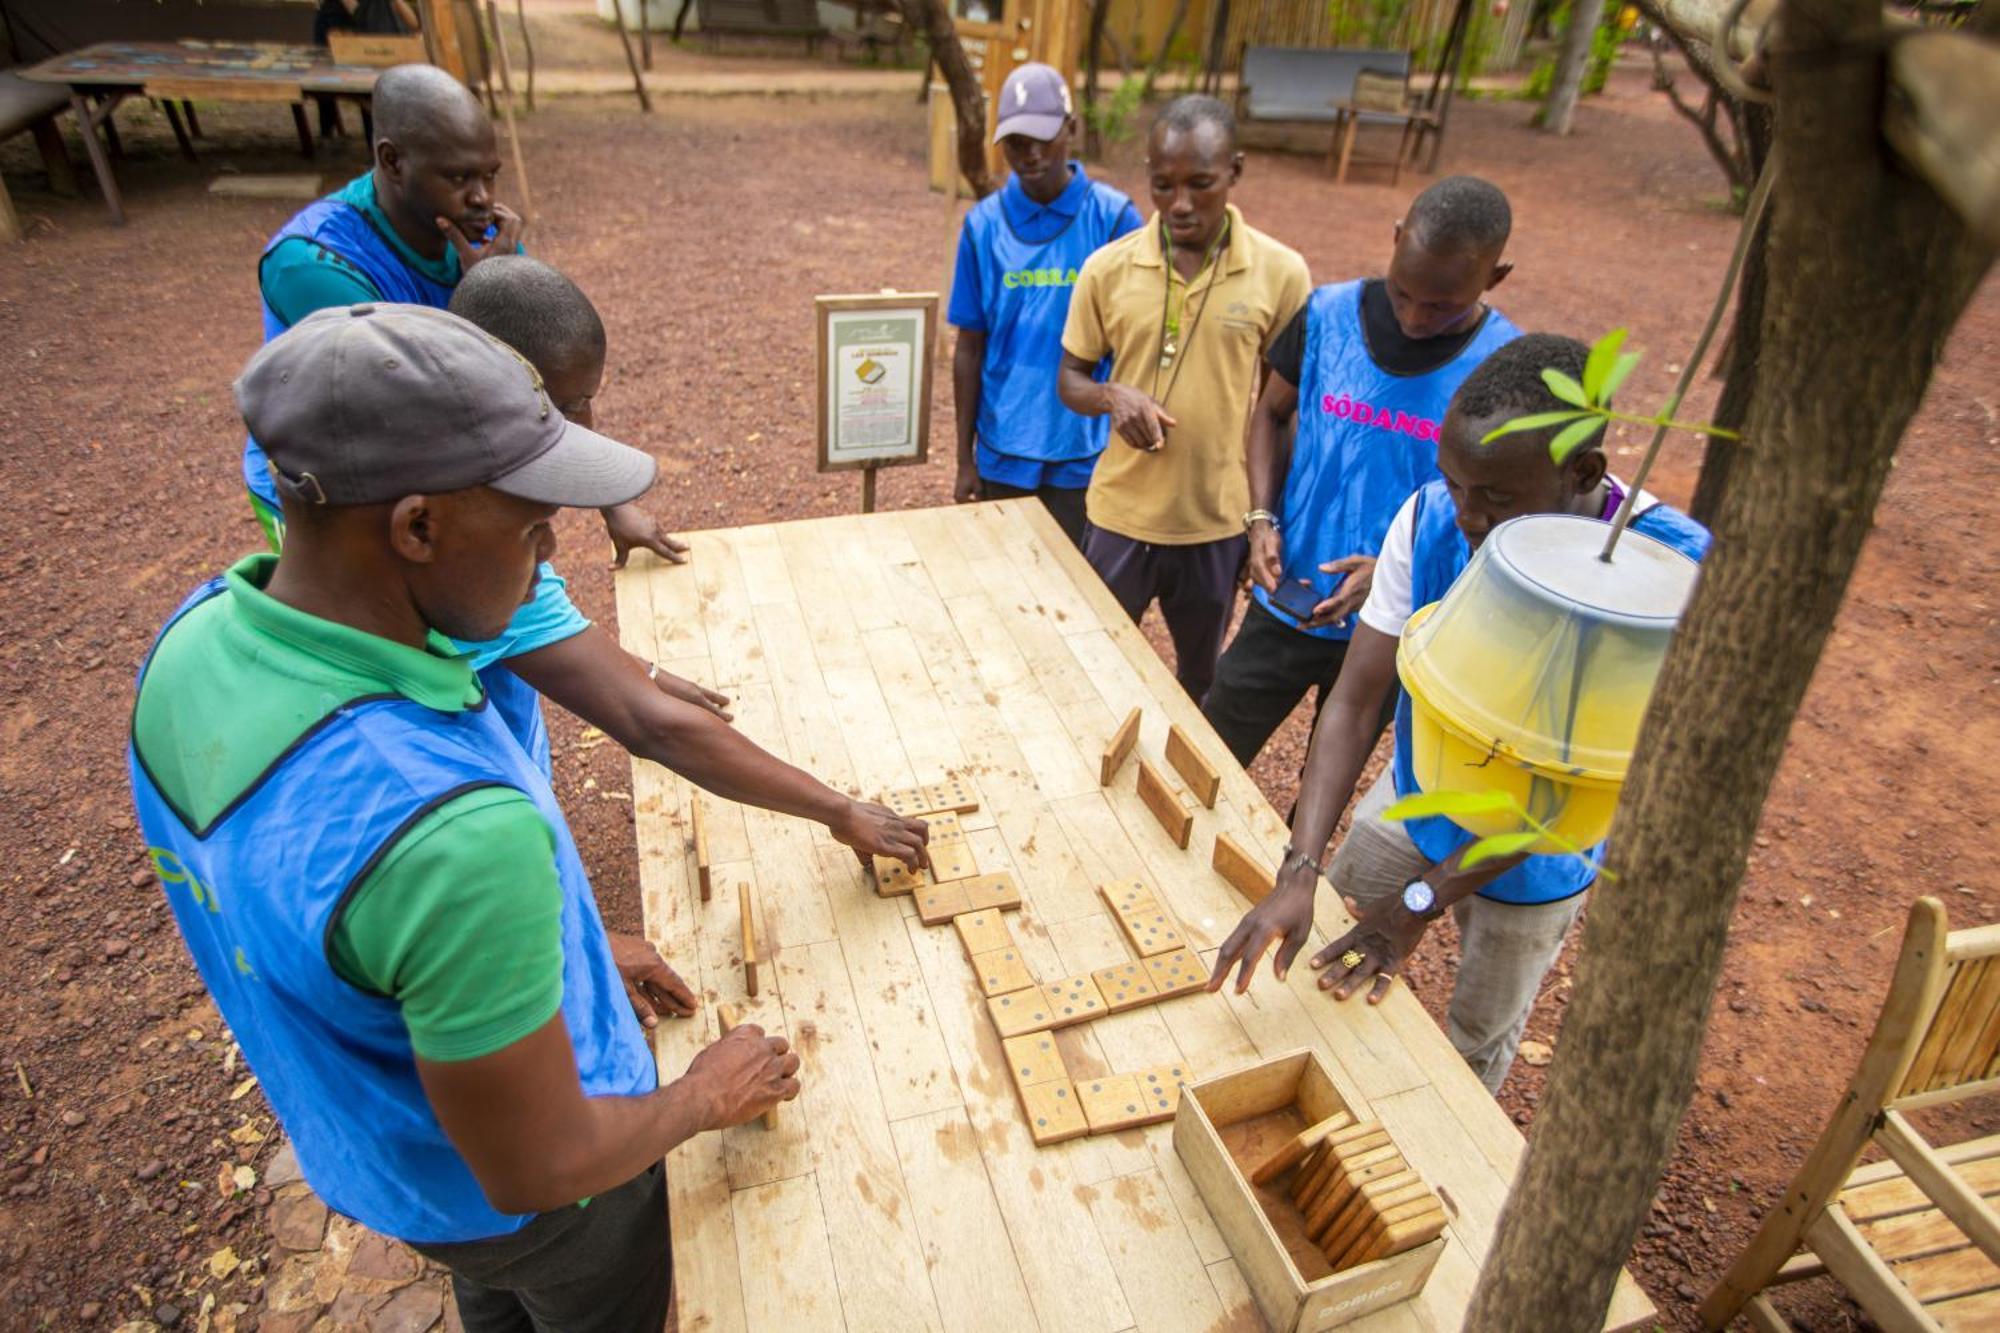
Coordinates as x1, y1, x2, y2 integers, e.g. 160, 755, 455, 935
948, 62, 1143, 547
127, 305, 928, 1331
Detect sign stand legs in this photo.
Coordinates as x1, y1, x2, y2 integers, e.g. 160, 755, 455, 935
862, 464, 879, 514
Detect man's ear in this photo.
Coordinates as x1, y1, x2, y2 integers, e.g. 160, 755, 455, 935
1229, 151, 1245, 184
387, 494, 441, 564
1485, 259, 1514, 293
376, 138, 403, 184
1567, 445, 1609, 496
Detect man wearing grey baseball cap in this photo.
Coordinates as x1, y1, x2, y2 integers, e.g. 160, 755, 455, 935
126, 305, 915, 1331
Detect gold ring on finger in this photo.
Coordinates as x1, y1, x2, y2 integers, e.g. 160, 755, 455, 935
1340, 950, 1363, 969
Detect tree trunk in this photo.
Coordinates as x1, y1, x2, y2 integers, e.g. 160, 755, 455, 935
1463, 0, 1994, 1324
1083, 0, 1112, 159
1541, 0, 1607, 134
1495, 0, 1534, 70
899, 0, 996, 198
1139, 0, 1192, 99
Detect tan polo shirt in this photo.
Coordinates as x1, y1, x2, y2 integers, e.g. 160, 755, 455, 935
1062, 204, 1310, 545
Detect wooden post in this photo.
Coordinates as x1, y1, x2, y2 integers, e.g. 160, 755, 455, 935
640, 0, 653, 70
861, 464, 879, 514
739, 880, 760, 996
613, 4, 653, 112
485, 0, 536, 223
0, 177, 21, 244
516, 0, 535, 110
418, 0, 472, 82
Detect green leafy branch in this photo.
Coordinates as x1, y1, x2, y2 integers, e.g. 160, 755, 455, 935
1377, 788, 1614, 880
1480, 327, 1740, 465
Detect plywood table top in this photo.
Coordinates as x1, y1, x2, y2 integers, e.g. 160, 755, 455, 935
613, 498, 1654, 1333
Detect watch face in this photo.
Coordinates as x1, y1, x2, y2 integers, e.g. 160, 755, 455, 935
1402, 881, 1435, 916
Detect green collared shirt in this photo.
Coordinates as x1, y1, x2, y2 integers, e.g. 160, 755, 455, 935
133, 556, 565, 1061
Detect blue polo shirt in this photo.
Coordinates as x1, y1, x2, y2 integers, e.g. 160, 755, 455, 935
949, 163, 1143, 490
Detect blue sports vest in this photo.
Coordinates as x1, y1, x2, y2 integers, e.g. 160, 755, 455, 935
127, 581, 656, 1244
959, 171, 1137, 466
244, 191, 458, 510
1389, 480, 1712, 904
1255, 282, 1519, 640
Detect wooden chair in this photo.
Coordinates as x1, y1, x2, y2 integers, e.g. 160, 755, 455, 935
1329, 67, 1435, 186
1700, 898, 2000, 1331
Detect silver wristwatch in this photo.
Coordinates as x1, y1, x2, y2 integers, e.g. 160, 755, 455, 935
1243, 508, 1280, 533
1401, 879, 1443, 921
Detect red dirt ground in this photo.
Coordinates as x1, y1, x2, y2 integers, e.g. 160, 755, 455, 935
1, 59, 1994, 1329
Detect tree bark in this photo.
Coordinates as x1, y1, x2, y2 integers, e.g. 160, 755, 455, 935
1463, 0, 1994, 1324
1541, 0, 1608, 134
899, 0, 996, 198
1083, 0, 1112, 159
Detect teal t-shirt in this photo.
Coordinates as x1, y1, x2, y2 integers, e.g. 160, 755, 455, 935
260, 173, 463, 326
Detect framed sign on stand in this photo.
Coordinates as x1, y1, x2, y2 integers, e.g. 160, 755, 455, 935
815, 291, 939, 512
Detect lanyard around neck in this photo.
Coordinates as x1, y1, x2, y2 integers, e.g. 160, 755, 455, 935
1153, 216, 1231, 405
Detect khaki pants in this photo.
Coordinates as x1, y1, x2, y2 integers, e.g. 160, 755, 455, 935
1327, 771, 1588, 1094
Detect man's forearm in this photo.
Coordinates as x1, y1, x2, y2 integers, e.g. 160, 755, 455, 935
1246, 404, 1292, 514
1289, 701, 1384, 873
1057, 361, 1109, 417
632, 707, 849, 826
952, 332, 983, 465
518, 1078, 708, 1214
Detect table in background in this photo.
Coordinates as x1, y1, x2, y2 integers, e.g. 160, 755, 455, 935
613, 498, 1655, 1332
21, 41, 382, 224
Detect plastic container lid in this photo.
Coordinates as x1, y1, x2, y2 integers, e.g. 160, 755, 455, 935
1398, 513, 1700, 782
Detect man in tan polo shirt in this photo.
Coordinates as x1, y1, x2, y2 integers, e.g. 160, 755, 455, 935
1058, 95, 1309, 701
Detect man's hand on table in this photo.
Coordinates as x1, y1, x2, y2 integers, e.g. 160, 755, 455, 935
1207, 872, 1317, 994
1311, 893, 1431, 1005
602, 502, 691, 568
685, 1023, 800, 1130
606, 931, 698, 1028
439, 201, 527, 272
831, 800, 929, 871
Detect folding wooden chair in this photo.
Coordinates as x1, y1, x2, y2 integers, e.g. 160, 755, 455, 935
1700, 897, 2000, 1331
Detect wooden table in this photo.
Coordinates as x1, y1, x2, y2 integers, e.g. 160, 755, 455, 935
21, 41, 383, 225
613, 499, 1655, 1333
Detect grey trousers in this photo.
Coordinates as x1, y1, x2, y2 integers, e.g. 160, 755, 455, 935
1327, 771, 1588, 1094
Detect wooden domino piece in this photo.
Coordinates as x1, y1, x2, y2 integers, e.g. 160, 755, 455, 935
987, 985, 1055, 1038
715, 1003, 776, 1129
1304, 1136, 1400, 1232
1135, 1063, 1189, 1121
1323, 1177, 1431, 1270
1165, 724, 1220, 808
916, 880, 973, 926
1346, 1198, 1449, 1268
1290, 1139, 1337, 1204
1141, 948, 1205, 998
1100, 706, 1140, 786
1001, 1032, 1066, 1094
1212, 832, 1275, 904
1135, 758, 1193, 849
1097, 880, 1154, 918
691, 798, 712, 903
1113, 899, 1186, 959
1314, 1169, 1422, 1257
1091, 961, 1158, 1013
960, 871, 1022, 913
970, 947, 1035, 997
873, 852, 927, 898
1021, 1078, 1088, 1145
1044, 973, 1107, 1027
1076, 1074, 1149, 1133
953, 908, 1013, 960
922, 777, 979, 814
1248, 1111, 1354, 1186
883, 786, 929, 817
927, 837, 979, 883
738, 881, 760, 997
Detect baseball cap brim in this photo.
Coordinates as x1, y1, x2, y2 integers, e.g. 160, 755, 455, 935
992, 110, 1067, 144
488, 417, 658, 509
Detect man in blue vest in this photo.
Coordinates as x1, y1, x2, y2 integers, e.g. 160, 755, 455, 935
1202, 176, 1519, 768
131, 305, 928, 1330
948, 62, 1143, 548
247, 62, 682, 571
1205, 335, 1710, 1093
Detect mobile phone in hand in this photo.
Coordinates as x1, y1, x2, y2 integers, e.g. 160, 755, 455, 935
1270, 573, 1347, 624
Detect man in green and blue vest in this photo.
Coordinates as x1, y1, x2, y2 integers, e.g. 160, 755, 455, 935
948, 62, 1143, 548
132, 305, 927, 1330
1206, 335, 1710, 1093
1203, 177, 1520, 769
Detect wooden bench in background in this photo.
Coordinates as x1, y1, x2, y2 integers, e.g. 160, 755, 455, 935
0, 68, 76, 241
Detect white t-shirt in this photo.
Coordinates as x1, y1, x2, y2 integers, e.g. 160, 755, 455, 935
1356, 478, 1658, 639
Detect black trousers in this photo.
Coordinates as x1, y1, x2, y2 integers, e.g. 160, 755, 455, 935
1203, 600, 1394, 768
411, 1162, 672, 1333
978, 478, 1089, 551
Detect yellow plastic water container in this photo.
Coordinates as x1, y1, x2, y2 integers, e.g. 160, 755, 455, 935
1395, 513, 1701, 852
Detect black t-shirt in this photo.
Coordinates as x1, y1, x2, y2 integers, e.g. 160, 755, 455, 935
1266, 279, 1491, 386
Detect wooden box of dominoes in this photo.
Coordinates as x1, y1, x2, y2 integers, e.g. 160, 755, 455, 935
1174, 1050, 1445, 1332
